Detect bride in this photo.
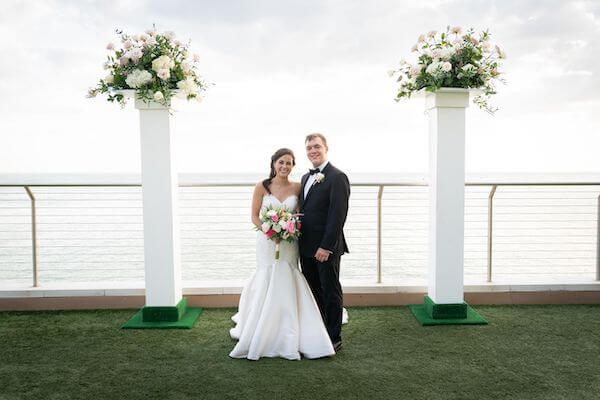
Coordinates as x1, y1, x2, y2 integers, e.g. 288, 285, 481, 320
229, 148, 336, 360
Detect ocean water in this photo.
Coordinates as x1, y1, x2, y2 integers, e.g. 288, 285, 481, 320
0, 173, 598, 286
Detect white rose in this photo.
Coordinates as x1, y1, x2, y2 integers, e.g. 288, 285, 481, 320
267, 210, 276, 217
86, 87, 98, 98
273, 224, 281, 233
261, 222, 270, 233
177, 77, 199, 96
278, 219, 287, 228
442, 61, 452, 72
128, 48, 143, 62
153, 91, 164, 101
439, 47, 455, 59
144, 36, 157, 47
157, 68, 170, 80
410, 64, 423, 76
152, 55, 175, 72
495, 45, 507, 59
450, 26, 463, 35
104, 74, 114, 84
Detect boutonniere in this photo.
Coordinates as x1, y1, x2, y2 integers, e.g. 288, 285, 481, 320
315, 172, 325, 184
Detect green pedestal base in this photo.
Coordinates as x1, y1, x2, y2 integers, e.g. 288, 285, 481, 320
410, 295, 487, 326
121, 298, 203, 329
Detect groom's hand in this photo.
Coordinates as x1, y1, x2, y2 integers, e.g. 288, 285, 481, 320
315, 248, 331, 263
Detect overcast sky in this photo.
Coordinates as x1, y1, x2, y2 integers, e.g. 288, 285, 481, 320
1, 0, 599, 177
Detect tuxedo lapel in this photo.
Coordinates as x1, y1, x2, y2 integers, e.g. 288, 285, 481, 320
300, 173, 309, 206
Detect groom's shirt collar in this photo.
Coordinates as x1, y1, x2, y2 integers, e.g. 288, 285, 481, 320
316, 160, 329, 172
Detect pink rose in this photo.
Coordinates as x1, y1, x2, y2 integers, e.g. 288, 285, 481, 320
286, 220, 295, 234
271, 214, 279, 222
265, 229, 275, 238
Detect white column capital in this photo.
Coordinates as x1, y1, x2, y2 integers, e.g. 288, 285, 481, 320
424, 88, 471, 110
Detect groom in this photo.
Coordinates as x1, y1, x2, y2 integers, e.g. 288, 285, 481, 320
299, 133, 350, 352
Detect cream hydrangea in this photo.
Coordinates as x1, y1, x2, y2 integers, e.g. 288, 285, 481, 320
125, 69, 153, 88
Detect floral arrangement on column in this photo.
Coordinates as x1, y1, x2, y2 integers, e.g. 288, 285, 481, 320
87, 26, 207, 107
389, 26, 506, 113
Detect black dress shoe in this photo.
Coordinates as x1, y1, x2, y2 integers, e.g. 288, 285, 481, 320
333, 341, 342, 352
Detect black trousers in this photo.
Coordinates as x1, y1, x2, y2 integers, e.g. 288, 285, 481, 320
300, 254, 343, 343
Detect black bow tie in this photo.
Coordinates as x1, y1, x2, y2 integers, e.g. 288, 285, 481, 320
309, 168, 320, 175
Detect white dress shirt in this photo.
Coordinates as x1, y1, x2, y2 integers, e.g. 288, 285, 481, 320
304, 160, 329, 199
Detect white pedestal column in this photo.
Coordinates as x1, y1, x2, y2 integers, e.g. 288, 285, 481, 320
135, 98, 182, 307
425, 88, 469, 304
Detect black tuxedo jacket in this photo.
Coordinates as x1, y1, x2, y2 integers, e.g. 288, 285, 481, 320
298, 162, 350, 257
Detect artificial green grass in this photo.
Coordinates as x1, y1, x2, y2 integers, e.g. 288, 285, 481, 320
1, 305, 600, 400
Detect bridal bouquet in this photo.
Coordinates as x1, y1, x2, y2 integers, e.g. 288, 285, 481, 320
257, 206, 302, 260
87, 26, 207, 107
389, 26, 506, 113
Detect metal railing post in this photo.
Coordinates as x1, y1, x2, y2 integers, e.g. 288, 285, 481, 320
596, 194, 600, 281
487, 185, 497, 283
24, 186, 38, 287
377, 185, 384, 284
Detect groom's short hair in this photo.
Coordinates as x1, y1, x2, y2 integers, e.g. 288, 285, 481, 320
305, 133, 328, 149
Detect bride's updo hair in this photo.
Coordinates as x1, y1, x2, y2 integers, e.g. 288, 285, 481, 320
262, 148, 296, 194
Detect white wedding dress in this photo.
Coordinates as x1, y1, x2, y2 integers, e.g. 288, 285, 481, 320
229, 194, 337, 360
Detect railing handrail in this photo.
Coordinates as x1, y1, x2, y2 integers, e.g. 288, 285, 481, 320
1, 180, 599, 286
1, 181, 600, 187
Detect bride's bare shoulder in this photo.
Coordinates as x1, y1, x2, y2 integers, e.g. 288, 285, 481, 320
292, 181, 301, 194
254, 181, 267, 195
